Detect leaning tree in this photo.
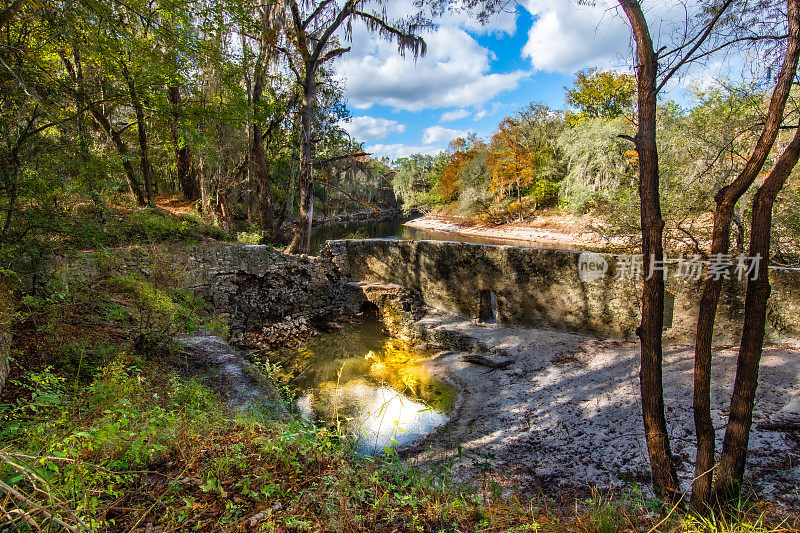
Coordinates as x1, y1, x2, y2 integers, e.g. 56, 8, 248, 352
445, 0, 800, 509
616, 0, 800, 508
277, 0, 430, 254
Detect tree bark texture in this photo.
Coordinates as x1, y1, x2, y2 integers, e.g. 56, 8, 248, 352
714, 122, 800, 501
121, 61, 154, 206
167, 85, 199, 200
618, 0, 680, 502
287, 75, 316, 254
691, 0, 800, 509
251, 71, 276, 234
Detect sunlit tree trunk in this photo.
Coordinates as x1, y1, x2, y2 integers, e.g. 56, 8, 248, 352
618, 0, 680, 503
691, 0, 800, 509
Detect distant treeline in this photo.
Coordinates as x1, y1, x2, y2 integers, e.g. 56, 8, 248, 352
392, 70, 800, 260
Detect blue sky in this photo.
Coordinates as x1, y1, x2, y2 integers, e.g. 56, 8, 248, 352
333, 1, 734, 161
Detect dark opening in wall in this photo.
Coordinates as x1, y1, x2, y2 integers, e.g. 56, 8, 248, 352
477, 290, 497, 323
359, 301, 380, 320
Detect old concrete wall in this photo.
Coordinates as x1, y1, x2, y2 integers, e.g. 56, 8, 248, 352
322, 239, 800, 341
186, 245, 363, 340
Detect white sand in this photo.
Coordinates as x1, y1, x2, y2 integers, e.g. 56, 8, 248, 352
405, 213, 611, 250
402, 311, 800, 507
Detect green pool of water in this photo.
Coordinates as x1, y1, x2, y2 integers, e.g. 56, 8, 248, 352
252, 318, 456, 453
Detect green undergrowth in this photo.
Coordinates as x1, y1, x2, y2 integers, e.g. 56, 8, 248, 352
0, 246, 796, 532
1, 359, 795, 532
63, 206, 233, 249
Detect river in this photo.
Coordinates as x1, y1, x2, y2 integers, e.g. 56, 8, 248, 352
250, 317, 456, 454
310, 215, 546, 254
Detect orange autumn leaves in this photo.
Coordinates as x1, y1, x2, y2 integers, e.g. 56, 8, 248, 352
438, 119, 548, 207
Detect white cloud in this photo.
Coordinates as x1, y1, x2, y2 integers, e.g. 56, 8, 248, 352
439, 109, 471, 122
338, 116, 405, 141
422, 126, 468, 144
520, 1, 694, 74
366, 143, 445, 160
473, 103, 504, 121
334, 4, 529, 112
436, 1, 518, 36
521, 0, 629, 73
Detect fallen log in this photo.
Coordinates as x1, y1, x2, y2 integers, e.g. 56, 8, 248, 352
757, 422, 800, 431
460, 354, 512, 371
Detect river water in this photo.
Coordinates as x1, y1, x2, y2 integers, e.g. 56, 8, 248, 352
309, 216, 543, 254
288, 216, 535, 451
251, 317, 456, 454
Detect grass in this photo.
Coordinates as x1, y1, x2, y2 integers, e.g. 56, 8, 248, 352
2, 359, 796, 532
0, 213, 797, 532
62, 206, 233, 249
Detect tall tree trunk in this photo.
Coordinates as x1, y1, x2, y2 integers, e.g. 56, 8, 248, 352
167, 85, 199, 200
71, 47, 97, 203
713, 123, 800, 501
618, 0, 680, 503
0, 0, 24, 28
121, 60, 154, 207
690, 0, 800, 510
287, 74, 316, 254
0, 282, 11, 396
87, 104, 146, 206
252, 71, 276, 234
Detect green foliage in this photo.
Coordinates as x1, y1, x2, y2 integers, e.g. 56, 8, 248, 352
527, 179, 560, 208
392, 153, 448, 211
107, 275, 203, 351
566, 68, 636, 120
558, 117, 634, 214
65, 208, 232, 249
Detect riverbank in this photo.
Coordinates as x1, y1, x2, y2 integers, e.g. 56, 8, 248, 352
404, 212, 613, 251
402, 309, 800, 509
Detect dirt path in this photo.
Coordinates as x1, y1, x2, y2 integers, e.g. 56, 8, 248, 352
402, 311, 800, 507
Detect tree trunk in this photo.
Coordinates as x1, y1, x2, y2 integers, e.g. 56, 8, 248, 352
0, 282, 11, 396
691, 0, 800, 510
167, 85, 199, 200
618, 0, 680, 503
0, 0, 24, 28
121, 60, 154, 207
252, 71, 276, 235
71, 47, 98, 203
287, 73, 316, 255
714, 122, 800, 502
88, 105, 146, 206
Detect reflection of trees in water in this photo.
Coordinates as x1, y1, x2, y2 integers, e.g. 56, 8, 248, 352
260, 321, 456, 434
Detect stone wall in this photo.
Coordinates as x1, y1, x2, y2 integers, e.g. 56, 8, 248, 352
49, 244, 365, 341
322, 239, 800, 341
186, 245, 363, 341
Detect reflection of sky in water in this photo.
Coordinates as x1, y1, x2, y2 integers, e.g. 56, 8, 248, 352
253, 319, 455, 454
297, 382, 447, 454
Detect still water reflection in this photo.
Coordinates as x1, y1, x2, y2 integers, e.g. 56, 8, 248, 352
309, 216, 559, 254
252, 318, 456, 453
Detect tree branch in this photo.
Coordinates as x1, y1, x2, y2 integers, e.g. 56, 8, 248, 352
657, 0, 735, 93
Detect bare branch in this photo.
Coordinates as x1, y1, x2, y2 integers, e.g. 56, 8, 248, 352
657, 0, 735, 93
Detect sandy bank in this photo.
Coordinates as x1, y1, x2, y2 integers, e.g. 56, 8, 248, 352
402, 311, 800, 507
404, 213, 612, 251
